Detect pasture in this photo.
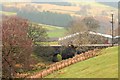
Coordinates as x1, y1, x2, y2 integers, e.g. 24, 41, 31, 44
0, 11, 16, 16
35, 41, 58, 45
42, 24, 67, 38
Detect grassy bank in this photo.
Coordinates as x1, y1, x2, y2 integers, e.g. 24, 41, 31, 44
46, 46, 118, 78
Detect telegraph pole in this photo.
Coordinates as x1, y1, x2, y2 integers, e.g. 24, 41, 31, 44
111, 12, 114, 46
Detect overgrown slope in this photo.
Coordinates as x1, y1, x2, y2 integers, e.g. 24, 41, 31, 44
46, 46, 118, 78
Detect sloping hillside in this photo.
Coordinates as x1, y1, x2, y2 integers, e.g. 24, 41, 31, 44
2, 2, 118, 34
46, 46, 118, 78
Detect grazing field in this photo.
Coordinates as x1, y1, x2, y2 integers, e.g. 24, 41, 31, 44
42, 24, 67, 38
36, 41, 58, 45
47, 29, 66, 38
0, 11, 16, 16
46, 46, 118, 78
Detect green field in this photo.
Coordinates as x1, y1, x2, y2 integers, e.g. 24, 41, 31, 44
41, 24, 66, 38
69, 1, 116, 9
36, 41, 58, 45
0, 11, 17, 16
46, 46, 118, 78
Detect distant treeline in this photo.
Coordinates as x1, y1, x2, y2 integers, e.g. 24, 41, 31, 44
17, 10, 73, 27
32, 2, 72, 6
2, 5, 73, 27
98, 2, 118, 8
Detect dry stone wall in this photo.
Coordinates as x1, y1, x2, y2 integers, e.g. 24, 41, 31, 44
14, 49, 101, 78
26, 48, 100, 78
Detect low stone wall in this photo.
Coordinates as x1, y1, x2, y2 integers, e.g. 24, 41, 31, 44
26, 48, 100, 78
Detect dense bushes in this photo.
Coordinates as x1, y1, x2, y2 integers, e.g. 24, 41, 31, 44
52, 45, 76, 60
34, 45, 55, 61
33, 44, 94, 63
52, 45, 90, 62
62, 45, 76, 59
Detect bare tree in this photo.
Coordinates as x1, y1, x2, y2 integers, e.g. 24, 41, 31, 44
67, 19, 88, 34
62, 17, 101, 46
82, 17, 100, 32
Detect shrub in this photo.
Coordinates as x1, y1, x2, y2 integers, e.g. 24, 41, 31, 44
57, 54, 62, 61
